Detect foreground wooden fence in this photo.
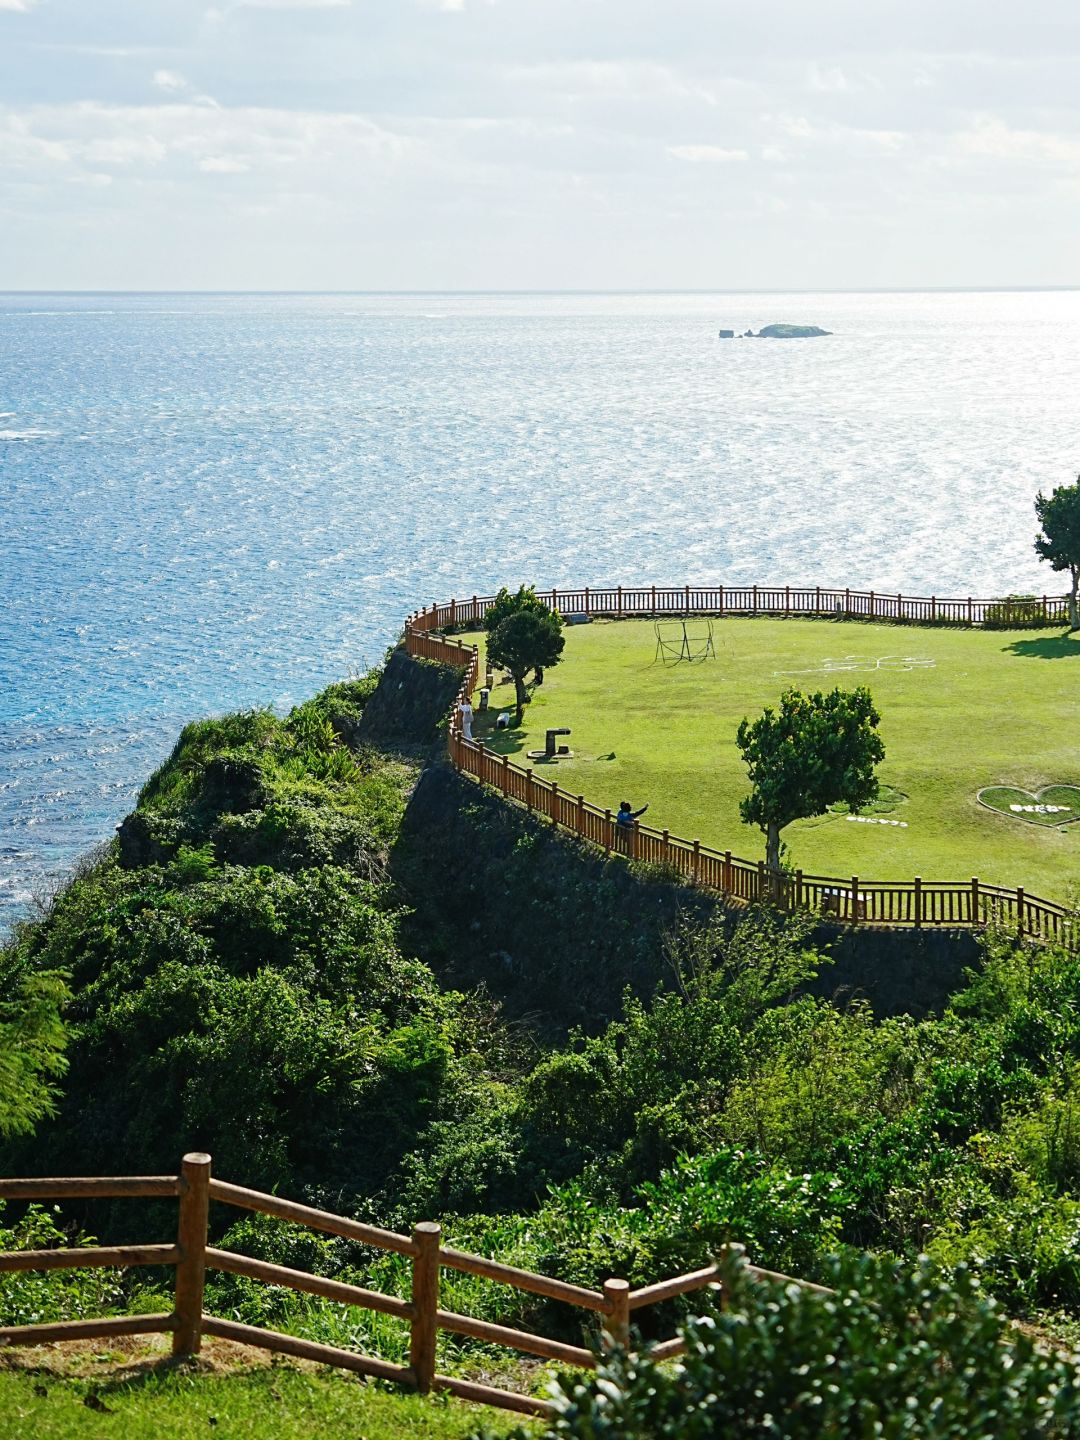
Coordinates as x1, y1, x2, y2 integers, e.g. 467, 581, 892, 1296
0, 1155, 797, 1419
403, 586, 1077, 948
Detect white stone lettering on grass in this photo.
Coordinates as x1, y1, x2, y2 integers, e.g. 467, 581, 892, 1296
845, 815, 909, 827
1009, 804, 1071, 814
776, 655, 937, 677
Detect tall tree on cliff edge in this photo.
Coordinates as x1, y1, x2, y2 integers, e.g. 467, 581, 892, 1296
1035, 479, 1080, 631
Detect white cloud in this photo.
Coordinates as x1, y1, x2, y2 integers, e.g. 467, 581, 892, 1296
951, 115, 1080, 170
0, 101, 413, 185
668, 144, 748, 163
230, 0, 351, 8
0, 0, 39, 11
153, 70, 190, 94
199, 154, 250, 172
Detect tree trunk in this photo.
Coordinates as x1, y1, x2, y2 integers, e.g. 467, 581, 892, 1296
1070, 573, 1079, 632
766, 822, 781, 875
513, 673, 527, 725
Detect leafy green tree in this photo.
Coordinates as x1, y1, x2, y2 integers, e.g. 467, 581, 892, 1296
482, 584, 552, 634
487, 609, 565, 724
1035, 479, 1080, 630
736, 686, 884, 875
0, 961, 68, 1139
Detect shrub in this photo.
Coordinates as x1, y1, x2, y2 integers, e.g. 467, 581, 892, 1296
482, 1251, 1080, 1439
0, 1202, 122, 1326
984, 595, 1052, 629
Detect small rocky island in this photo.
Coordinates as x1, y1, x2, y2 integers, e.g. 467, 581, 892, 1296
719, 323, 832, 339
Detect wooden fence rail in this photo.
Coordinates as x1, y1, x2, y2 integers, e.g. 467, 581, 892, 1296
0, 1155, 784, 1419
402, 586, 1078, 947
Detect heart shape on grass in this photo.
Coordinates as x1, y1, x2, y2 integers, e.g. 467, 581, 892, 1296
978, 785, 1080, 827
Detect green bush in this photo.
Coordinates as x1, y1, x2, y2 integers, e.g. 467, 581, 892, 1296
984, 595, 1053, 629
0, 1202, 122, 1326
485, 1252, 1080, 1440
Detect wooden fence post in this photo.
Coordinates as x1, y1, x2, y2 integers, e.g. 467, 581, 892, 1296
525, 768, 534, 812
845, 586, 850, 617
632, 819, 640, 862
752, 584, 758, 615
173, 1152, 211, 1357
914, 876, 922, 928
719, 1242, 746, 1310
967, 596, 973, 625
584, 587, 590, 616
795, 869, 803, 910
409, 1222, 441, 1394
662, 828, 670, 867
605, 810, 612, 854
692, 839, 701, 884
602, 1279, 631, 1350
851, 877, 860, 924
971, 877, 980, 925
501, 754, 510, 793
757, 859, 765, 900
577, 794, 586, 837
617, 585, 623, 617
1017, 887, 1025, 938
724, 850, 732, 894
719, 584, 724, 616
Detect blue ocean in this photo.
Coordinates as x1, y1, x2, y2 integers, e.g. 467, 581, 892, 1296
2, 289, 1078, 932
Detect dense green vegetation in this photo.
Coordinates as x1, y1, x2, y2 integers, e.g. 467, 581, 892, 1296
462, 617, 1080, 898
487, 1253, 1080, 1440
6, 648, 1080, 1432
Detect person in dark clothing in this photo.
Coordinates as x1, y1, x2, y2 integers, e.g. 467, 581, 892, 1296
615, 799, 648, 853
616, 800, 649, 826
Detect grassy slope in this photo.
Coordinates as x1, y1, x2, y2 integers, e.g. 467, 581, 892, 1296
464, 618, 1080, 900
0, 1347, 524, 1440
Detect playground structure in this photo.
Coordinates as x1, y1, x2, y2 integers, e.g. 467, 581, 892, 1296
654, 617, 716, 665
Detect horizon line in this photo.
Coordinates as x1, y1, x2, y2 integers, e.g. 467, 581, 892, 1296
2, 285, 1080, 298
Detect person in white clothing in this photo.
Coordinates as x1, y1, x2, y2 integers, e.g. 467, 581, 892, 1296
458, 698, 474, 740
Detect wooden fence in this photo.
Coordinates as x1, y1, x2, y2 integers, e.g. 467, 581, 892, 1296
406, 585, 1072, 632
402, 587, 1078, 948
0, 1155, 796, 1419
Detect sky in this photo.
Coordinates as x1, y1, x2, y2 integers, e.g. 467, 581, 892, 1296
2, 1, 1080, 290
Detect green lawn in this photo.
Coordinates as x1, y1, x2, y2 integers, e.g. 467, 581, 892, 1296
0, 1359, 526, 1440
463, 618, 1080, 902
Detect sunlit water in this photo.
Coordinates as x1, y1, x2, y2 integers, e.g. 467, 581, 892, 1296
2, 289, 1078, 932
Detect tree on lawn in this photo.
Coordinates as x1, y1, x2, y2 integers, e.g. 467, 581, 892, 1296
484, 585, 559, 683
1035, 479, 1080, 631
737, 686, 885, 877
483, 584, 552, 635
487, 609, 565, 725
